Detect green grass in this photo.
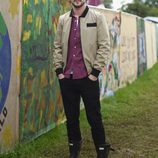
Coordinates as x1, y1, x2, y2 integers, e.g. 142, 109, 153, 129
1, 62, 158, 158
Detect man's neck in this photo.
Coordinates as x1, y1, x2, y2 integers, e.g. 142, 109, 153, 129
72, 4, 87, 18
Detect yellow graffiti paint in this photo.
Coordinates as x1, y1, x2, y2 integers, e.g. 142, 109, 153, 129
30, 122, 35, 132
27, 79, 33, 94
16, 55, 21, 75
27, 14, 33, 24
40, 70, 48, 87
9, 0, 20, 18
34, 0, 39, 5
42, 0, 46, 4
22, 30, 31, 41
28, 67, 33, 77
41, 70, 46, 81
53, 23, 57, 34
39, 109, 43, 128
2, 125, 13, 147
23, 0, 28, 5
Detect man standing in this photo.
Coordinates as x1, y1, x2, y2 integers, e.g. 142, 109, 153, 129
53, 0, 110, 157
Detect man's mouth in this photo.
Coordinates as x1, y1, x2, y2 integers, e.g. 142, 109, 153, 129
74, 0, 81, 3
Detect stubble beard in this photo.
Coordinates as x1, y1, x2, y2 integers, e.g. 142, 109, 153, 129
72, 0, 86, 8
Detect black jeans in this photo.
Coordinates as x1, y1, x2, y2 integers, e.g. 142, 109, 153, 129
59, 77, 106, 146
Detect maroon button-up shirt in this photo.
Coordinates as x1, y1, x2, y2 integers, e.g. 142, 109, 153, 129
64, 15, 88, 79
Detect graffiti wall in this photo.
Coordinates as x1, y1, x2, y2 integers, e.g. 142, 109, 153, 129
137, 17, 147, 76
145, 21, 157, 69
91, 8, 121, 97
119, 12, 137, 87
20, 0, 70, 141
0, 1, 158, 153
0, 0, 22, 152
92, 8, 138, 96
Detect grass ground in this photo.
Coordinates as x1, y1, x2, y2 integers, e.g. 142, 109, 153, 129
1, 62, 158, 158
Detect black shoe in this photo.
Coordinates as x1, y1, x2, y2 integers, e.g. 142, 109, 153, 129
96, 144, 111, 158
69, 141, 82, 158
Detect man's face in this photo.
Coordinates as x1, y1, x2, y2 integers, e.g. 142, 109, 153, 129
70, 0, 86, 8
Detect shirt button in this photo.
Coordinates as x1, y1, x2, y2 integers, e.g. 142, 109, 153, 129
74, 29, 76, 31
74, 46, 76, 48
73, 54, 75, 57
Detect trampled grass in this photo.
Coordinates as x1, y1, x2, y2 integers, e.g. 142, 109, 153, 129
1, 62, 158, 158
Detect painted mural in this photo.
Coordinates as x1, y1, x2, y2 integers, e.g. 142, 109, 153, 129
0, 1, 157, 152
99, 11, 121, 97
0, 13, 11, 115
137, 17, 147, 76
92, 8, 137, 96
0, 12, 11, 119
119, 13, 137, 87
108, 12, 121, 89
20, 0, 70, 141
0, 0, 22, 152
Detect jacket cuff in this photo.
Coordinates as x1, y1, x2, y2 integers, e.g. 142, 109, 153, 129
55, 68, 63, 76
91, 68, 101, 78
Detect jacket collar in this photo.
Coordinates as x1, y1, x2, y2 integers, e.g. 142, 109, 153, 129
70, 6, 89, 18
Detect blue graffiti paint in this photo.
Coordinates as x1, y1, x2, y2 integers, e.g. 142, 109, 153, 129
0, 13, 11, 113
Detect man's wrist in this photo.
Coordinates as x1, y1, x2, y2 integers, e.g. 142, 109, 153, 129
91, 68, 100, 78
55, 68, 63, 76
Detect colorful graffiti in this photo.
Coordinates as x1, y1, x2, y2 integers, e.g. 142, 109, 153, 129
0, 0, 158, 152
137, 18, 147, 76
108, 12, 121, 87
0, 13, 11, 115
99, 12, 121, 97
20, 0, 70, 141
1, 125, 13, 147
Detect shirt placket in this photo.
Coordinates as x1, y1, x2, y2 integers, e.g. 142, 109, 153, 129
71, 17, 79, 75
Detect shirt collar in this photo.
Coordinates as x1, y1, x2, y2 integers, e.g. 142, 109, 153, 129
70, 6, 89, 18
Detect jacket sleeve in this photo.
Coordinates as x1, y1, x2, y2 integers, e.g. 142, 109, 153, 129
53, 16, 64, 76
91, 13, 110, 77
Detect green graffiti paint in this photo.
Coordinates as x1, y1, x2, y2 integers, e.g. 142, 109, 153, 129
0, 15, 7, 36
99, 12, 121, 97
0, 13, 7, 52
0, 38, 2, 48
20, 0, 70, 141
